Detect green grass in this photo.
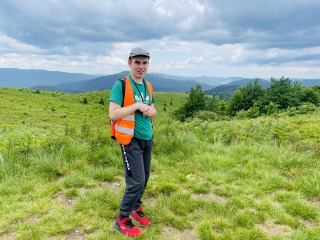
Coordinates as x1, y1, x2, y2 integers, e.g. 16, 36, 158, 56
0, 87, 319, 239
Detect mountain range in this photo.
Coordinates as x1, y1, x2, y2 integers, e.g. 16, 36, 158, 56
1, 68, 319, 94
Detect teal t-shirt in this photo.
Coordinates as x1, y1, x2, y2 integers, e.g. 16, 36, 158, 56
110, 74, 156, 140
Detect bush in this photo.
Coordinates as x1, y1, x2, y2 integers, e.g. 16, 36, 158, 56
194, 110, 220, 121
234, 105, 260, 119
235, 110, 248, 119
173, 85, 206, 121
265, 101, 279, 115
246, 105, 260, 118
299, 102, 317, 114
98, 97, 105, 105
287, 107, 298, 116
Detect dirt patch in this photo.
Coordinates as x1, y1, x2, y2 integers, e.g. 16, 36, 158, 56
144, 197, 157, 208
55, 191, 75, 210
99, 181, 123, 192
186, 174, 197, 181
256, 219, 292, 236
191, 192, 228, 203
254, 195, 282, 208
313, 199, 320, 210
0, 232, 17, 239
23, 214, 42, 223
161, 226, 199, 240
239, 207, 258, 214
64, 228, 88, 240
302, 219, 320, 228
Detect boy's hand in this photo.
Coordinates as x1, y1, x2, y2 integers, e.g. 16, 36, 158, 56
143, 106, 156, 118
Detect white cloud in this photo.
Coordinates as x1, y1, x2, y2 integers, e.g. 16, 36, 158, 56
0, 32, 41, 53
0, 0, 319, 78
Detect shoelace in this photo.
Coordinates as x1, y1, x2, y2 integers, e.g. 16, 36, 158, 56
123, 218, 134, 229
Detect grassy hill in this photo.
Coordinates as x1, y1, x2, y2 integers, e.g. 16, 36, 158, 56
0, 87, 319, 239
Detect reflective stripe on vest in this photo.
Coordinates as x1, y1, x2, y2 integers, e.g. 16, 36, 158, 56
115, 115, 135, 135
122, 115, 135, 121
115, 124, 134, 135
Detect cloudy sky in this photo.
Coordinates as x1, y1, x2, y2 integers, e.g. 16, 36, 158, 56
0, 0, 320, 79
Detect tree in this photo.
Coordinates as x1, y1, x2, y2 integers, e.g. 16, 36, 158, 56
265, 77, 302, 110
206, 94, 218, 112
301, 87, 320, 106
173, 85, 206, 121
228, 79, 265, 116
228, 87, 246, 116
216, 100, 229, 116
244, 79, 265, 110
188, 85, 206, 112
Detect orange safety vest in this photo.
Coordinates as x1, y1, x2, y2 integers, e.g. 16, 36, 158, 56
111, 76, 153, 145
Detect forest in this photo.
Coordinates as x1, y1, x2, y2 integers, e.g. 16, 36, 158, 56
174, 77, 320, 122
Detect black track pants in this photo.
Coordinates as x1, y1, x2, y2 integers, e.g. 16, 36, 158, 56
119, 137, 153, 217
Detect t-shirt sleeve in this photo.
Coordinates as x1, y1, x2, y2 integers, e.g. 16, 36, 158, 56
109, 80, 123, 106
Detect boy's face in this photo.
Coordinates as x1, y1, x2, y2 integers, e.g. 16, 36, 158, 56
128, 56, 149, 80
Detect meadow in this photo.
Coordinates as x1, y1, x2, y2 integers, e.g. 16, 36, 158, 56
0, 87, 319, 240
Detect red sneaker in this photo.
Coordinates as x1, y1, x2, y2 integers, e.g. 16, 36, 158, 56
130, 207, 151, 227
113, 215, 141, 237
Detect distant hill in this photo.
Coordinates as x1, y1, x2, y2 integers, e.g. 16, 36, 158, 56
155, 75, 234, 86
226, 78, 271, 88
204, 78, 271, 95
293, 78, 320, 86
0, 68, 96, 88
204, 85, 240, 96
1, 68, 319, 93
35, 71, 215, 93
